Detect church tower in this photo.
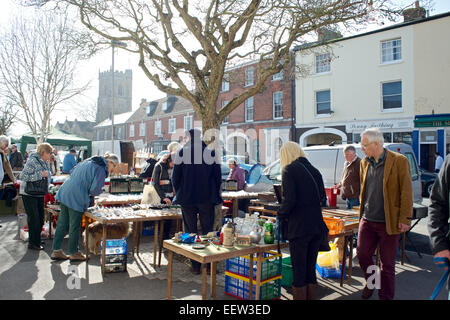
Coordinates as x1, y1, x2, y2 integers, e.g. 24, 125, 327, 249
96, 69, 132, 123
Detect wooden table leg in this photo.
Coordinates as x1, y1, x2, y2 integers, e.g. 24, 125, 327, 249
210, 262, 217, 299
158, 221, 165, 267
202, 263, 207, 300
255, 252, 263, 300
137, 222, 142, 254
167, 250, 173, 300
101, 225, 107, 276
153, 221, 159, 266
132, 222, 137, 255
249, 254, 254, 300
85, 219, 90, 262
232, 199, 238, 219
347, 233, 354, 285
340, 235, 348, 287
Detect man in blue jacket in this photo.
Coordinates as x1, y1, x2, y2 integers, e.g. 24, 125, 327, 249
172, 129, 222, 274
62, 149, 78, 174
50, 154, 119, 261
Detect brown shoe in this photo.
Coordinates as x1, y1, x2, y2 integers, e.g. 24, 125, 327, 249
292, 286, 307, 300
362, 286, 374, 299
51, 250, 69, 260
69, 251, 86, 262
307, 283, 317, 300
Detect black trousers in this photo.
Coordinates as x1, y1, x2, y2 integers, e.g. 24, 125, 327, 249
289, 234, 321, 287
181, 203, 215, 270
22, 195, 45, 247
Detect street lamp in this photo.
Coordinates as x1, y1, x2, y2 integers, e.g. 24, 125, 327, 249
111, 40, 127, 154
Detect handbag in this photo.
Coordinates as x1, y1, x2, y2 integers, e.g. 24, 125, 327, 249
299, 162, 331, 252
141, 164, 163, 205
25, 160, 49, 196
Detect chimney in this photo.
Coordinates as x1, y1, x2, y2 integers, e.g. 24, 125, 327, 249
317, 28, 343, 42
402, 1, 426, 22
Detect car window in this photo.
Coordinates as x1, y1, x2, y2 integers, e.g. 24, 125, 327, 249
404, 152, 419, 181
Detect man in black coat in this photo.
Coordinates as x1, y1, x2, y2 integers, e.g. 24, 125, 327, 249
428, 154, 450, 295
171, 129, 222, 274
9, 144, 24, 171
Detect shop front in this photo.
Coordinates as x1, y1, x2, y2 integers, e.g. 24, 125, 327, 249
413, 114, 450, 171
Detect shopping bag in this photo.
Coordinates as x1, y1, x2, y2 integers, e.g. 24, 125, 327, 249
141, 184, 161, 205
317, 242, 340, 270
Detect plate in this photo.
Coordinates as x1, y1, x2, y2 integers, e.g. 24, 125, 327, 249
192, 244, 206, 250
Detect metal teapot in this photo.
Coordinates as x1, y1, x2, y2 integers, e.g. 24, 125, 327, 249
249, 225, 262, 244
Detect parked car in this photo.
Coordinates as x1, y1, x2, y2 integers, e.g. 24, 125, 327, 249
260, 143, 424, 205
419, 168, 437, 198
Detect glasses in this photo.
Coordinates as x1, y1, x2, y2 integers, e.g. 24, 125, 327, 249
361, 141, 374, 149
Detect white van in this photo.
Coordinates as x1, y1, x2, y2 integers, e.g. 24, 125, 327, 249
262, 143, 423, 205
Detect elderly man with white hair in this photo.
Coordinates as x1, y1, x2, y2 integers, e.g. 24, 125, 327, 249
357, 127, 413, 300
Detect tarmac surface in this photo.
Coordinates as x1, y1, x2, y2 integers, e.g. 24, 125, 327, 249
0, 197, 448, 301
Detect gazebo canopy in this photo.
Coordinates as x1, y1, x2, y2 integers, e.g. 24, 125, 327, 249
19, 127, 92, 157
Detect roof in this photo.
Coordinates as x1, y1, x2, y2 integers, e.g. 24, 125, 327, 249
127, 95, 194, 123
94, 111, 135, 128
293, 11, 450, 52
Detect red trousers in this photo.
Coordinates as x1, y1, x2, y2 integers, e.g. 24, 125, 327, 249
357, 218, 400, 300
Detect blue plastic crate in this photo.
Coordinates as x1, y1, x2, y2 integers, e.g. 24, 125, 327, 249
316, 263, 346, 279
142, 221, 155, 236
225, 251, 282, 281
224, 273, 281, 300
101, 238, 128, 255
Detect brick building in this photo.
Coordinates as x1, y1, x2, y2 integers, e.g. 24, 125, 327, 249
217, 61, 294, 166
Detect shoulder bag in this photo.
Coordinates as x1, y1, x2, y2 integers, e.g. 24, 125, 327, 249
25, 160, 49, 196
299, 162, 331, 252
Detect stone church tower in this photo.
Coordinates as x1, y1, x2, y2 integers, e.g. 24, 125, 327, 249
96, 69, 133, 123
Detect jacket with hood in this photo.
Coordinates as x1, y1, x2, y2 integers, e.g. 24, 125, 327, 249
56, 156, 108, 212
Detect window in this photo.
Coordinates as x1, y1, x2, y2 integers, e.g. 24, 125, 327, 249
118, 85, 124, 97
245, 67, 254, 87
129, 124, 135, 137
316, 90, 331, 115
315, 53, 331, 73
393, 131, 412, 145
117, 127, 122, 139
382, 81, 402, 110
273, 91, 283, 119
155, 120, 161, 135
146, 106, 151, 116
139, 123, 146, 136
404, 152, 419, 181
104, 129, 108, 140
221, 75, 230, 92
222, 100, 229, 124
274, 137, 283, 160
381, 39, 402, 63
272, 70, 283, 81
162, 101, 168, 112
245, 97, 254, 122
168, 118, 176, 134
383, 132, 392, 143
184, 115, 193, 131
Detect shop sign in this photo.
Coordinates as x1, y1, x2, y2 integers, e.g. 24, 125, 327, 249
414, 119, 450, 128
346, 119, 413, 133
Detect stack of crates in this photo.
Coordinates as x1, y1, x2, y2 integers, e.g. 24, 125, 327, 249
225, 251, 282, 300
100, 238, 128, 273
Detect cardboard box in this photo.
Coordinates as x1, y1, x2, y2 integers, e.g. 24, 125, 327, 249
112, 163, 129, 176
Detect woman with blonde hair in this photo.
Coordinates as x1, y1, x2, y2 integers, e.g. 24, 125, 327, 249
19, 143, 53, 250
278, 141, 328, 300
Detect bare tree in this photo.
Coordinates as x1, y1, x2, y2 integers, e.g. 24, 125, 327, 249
25, 0, 404, 143
0, 101, 19, 136
0, 10, 95, 143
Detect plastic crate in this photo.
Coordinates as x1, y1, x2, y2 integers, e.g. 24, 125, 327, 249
104, 262, 127, 273
323, 216, 344, 235
224, 271, 281, 300
281, 256, 293, 287
316, 263, 346, 279
226, 251, 282, 281
142, 221, 155, 236
100, 238, 128, 255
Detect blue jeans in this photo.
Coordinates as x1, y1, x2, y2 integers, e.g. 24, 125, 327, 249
346, 198, 360, 209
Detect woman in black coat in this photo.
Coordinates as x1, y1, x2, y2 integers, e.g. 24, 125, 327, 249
277, 141, 328, 300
